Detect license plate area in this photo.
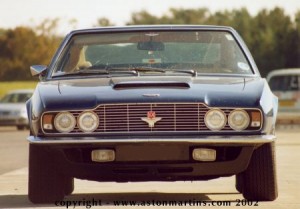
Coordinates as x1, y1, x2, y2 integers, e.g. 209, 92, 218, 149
115, 144, 189, 162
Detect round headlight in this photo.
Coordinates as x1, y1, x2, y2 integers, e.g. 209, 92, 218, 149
54, 112, 76, 133
78, 111, 99, 133
205, 109, 227, 131
228, 109, 250, 131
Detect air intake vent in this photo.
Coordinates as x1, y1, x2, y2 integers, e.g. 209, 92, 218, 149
113, 82, 190, 89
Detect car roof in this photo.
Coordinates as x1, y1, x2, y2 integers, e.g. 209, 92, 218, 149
69, 25, 235, 35
267, 68, 300, 80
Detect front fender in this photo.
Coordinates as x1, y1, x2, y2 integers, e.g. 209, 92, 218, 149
260, 79, 278, 134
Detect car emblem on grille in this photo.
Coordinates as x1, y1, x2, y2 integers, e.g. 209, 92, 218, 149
141, 111, 162, 128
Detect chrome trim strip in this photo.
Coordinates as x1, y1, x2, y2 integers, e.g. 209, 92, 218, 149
28, 134, 275, 144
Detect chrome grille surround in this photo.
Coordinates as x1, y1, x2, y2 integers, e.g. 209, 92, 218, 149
41, 103, 263, 134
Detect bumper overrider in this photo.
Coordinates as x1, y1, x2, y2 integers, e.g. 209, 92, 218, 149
28, 135, 275, 182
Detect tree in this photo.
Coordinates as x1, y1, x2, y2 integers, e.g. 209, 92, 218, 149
0, 26, 61, 80
293, 11, 300, 66
126, 7, 299, 77
127, 8, 209, 25
248, 8, 295, 76
0, 7, 299, 81
94, 18, 115, 27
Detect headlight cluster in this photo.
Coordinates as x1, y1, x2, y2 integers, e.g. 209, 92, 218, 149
43, 111, 99, 133
205, 108, 260, 131
42, 107, 261, 134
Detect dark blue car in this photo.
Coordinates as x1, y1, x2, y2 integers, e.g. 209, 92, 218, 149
27, 25, 278, 203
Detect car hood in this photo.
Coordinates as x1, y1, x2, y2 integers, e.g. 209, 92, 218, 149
37, 76, 265, 110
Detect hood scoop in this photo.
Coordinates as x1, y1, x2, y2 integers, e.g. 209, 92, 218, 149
113, 81, 190, 90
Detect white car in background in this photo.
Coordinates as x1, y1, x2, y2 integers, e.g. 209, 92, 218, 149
0, 89, 34, 130
267, 68, 300, 123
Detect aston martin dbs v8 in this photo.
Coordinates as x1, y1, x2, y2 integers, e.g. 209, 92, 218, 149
27, 25, 278, 203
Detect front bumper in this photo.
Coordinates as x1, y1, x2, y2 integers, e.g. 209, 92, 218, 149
28, 134, 275, 144
28, 134, 275, 182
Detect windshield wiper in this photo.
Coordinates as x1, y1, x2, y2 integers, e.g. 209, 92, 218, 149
129, 67, 197, 76
170, 69, 197, 77
106, 67, 197, 77
103, 66, 166, 75
53, 67, 197, 78
53, 70, 109, 77
52, 68, 138, 78
129, 66, 166, 73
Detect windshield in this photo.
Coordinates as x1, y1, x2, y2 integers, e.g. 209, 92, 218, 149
52, 31, 253, 77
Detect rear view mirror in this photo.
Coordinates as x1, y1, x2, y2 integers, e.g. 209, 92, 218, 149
137, 41, 165, 51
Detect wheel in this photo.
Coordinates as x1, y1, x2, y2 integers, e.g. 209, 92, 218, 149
17, 125, 25, 130
64, 177, 74, 196
240, 142, 278, 201
28, 144, 68, 203
235, 173, 243, 193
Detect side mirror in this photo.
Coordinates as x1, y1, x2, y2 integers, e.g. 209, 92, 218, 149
30, 65, 47, 77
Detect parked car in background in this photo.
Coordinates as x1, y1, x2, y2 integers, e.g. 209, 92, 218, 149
27, 25, 278, 203
267, 68, 300, 123
0, 89, 34, 130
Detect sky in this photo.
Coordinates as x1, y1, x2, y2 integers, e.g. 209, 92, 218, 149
1, 0, 300, 35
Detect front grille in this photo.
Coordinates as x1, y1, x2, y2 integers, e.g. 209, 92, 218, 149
97, 103, 211, 132
69, 103, 213, 133
42, 103, 262, 134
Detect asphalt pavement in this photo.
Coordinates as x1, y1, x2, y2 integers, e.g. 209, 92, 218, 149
0, 125, 299, 209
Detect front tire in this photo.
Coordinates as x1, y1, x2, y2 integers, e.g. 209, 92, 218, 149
240, 142, 278, 201
235, 174, 243, 193
28, 144, 68, 203
64, 177, 74, 196
17, 125, 25, 130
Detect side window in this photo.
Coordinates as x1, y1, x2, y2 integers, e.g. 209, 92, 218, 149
269, 75, 300, 91
290, 76, 299, 90
269, 76, 282, 91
